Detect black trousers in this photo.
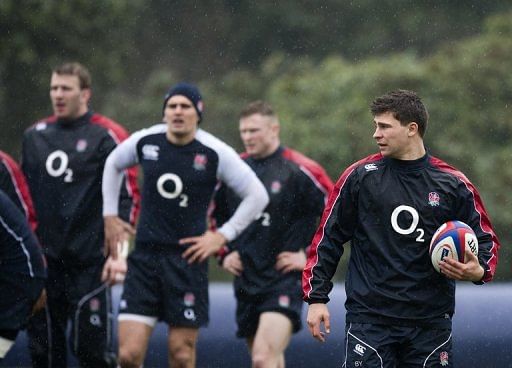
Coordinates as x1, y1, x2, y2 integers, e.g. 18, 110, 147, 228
27, 259, 116, 368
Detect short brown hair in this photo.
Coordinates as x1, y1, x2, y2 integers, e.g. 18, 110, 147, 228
370, 89, 429, 137
52, 62, 92, 89
239, 100, 276, 119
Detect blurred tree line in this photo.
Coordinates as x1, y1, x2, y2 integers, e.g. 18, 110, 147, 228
1, 1, 511, 279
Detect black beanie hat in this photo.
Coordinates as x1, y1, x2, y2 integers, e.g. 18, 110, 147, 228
162, 82, 204, 123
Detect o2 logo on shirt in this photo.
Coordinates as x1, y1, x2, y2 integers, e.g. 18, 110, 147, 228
156, 173, 188, 207
390, 205, 425, 242
45, 150, 73, 182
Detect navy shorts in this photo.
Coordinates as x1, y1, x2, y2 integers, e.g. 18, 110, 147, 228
119, 245, 209, 328
235, 289, 303, 338
0, 272, 45, 331
343, 322, 453, 368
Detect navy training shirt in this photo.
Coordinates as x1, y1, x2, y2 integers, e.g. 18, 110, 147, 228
103, 124, 265, 247
303, 153, 500, 327
0, 189, 46, 278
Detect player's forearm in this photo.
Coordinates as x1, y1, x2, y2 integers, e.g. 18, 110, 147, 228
218, 179, 269, 241
102, 134, 140, 217
102, 154, 126, 216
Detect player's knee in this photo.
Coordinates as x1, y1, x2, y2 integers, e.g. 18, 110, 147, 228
252, 354, 266, 368
169, 340, 195, 368
252, 345, 278, 368
118, 346, 144, 368
170, 351, 193, 368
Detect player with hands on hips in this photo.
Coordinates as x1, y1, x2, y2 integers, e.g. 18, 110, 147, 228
102, 83, 268, 368
221, 239, 310, 278
213, 101, 333, 368
303, 90, 499, 367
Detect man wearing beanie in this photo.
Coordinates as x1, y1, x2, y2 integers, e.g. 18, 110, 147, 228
102, 82, 269, 368
162, 82, 204, 122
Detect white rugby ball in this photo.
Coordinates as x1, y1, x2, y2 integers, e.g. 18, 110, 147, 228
429, 220, 478, 273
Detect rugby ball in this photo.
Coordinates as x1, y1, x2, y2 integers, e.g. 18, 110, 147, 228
429, 220, 478, 273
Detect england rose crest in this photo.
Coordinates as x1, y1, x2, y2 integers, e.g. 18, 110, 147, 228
439, 351, 449, 366
428, 191, 440, 207
193, 154, 207, 170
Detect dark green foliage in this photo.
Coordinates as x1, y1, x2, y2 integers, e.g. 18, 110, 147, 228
1, 1, 511, 279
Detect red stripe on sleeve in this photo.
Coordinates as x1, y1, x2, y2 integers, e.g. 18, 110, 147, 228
430, 156, 499, 282
0, 151, 38, 231
91, 114, 141, 224
282, 148, 334, 199
303, 153, 382, 299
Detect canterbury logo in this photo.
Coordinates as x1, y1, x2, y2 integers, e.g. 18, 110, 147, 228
364, 163, 378, 172
354, 343, 366, 356
142, 144, 160, 160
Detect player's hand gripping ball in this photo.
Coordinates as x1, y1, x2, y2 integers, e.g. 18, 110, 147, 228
429, 220, 478, 273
